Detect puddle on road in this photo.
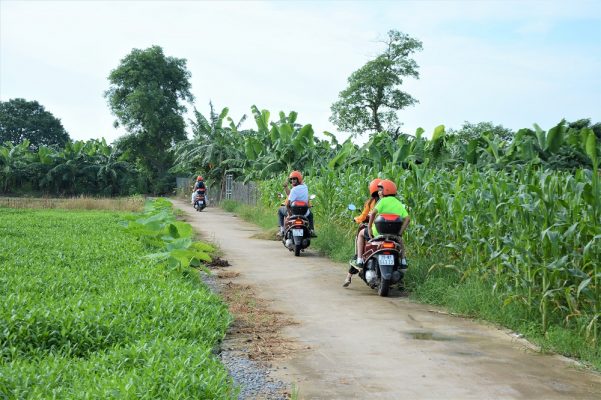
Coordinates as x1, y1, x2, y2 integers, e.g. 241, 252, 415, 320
406, 331, 454, 341
451, 350, 483, 357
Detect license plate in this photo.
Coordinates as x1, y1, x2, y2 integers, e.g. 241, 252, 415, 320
378, 255, 395, 265
198, 201, 204, 205
292, 229, 304, 237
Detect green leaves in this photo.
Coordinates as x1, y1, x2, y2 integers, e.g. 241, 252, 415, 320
260, 161, 601, 343
123, 199, 213, 270
583, 128, 598, 167
0, 98, 71, 150
105, 46, 193, 192
330, 30, 423, 134
545, 121, 565, 153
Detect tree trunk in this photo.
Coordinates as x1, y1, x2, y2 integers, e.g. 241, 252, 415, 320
372, 106, 382, 132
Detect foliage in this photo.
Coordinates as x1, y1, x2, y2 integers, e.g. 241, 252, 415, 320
171, 103, 248, 193
446, 121, 514, 162
0, 207, 236, 398
0, 138, 143, 196
448, 121, 514, 143
171, 104, 331, 191
105, 46, 194, 194
0, 98, 70, 150
330, 30, 423, 135
251, 158, 601, 348
121, 198, 214, 270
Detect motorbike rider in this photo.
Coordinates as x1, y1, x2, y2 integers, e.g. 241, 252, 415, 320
277, 170, 316, 238
343, 179, 410, 287
191, 176, 207, 205
354, 178, 382, 224
343, 178, 382, 286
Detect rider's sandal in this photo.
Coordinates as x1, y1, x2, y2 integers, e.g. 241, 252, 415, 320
342, 277, 351, 287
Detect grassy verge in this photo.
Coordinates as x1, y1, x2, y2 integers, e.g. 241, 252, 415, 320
218, 200, 601, 371
0, 195, 145, 211
0, 207, 236, 399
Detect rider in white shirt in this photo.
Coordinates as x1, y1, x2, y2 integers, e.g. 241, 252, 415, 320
277, 170, 316, 237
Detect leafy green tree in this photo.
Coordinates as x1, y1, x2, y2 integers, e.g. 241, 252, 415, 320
446, 121, 514, 165
105, 45, 193, 193
330, 30, 423, 136
447, 121, 514, 144
567, 118, 601, 140
0, 98, 70, 150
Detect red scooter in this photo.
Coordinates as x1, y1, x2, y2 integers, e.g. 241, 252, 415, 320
348, 205, 407, 297
281, 195, 316, 256
193, 189, 206, 212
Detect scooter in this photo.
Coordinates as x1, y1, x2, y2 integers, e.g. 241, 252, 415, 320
193, 189, 207, 212
281, 194, 316, 256
348, 204, 407, 297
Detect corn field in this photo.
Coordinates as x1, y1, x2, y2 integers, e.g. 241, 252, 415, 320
259, 164, 600, 343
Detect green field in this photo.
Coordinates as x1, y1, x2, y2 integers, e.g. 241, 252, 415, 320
0, 208, 235, 399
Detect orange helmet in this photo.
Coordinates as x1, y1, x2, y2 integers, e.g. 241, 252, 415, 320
368, 178, 382, 196
197, 176, 203, 181
288, 170, 303, 184
378, 179, 397, 196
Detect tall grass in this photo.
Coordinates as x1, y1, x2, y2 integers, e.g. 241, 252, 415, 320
230, 165, 600, 368
0, 195, 145, 211
297, 165, 601, 345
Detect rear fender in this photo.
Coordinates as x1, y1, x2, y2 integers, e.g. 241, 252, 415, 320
292, 228, 308, 245
379, 263, 393, 280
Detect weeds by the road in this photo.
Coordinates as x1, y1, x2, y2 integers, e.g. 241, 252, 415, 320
219, 200, 601, 372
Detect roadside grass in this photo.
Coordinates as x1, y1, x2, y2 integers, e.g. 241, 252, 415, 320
0, 195, 145, 211
0, 207, 237, 399
221, 199, 276, 231
219, 201, 601, 372
408, 252, 601, 370
221, 200, 355, 261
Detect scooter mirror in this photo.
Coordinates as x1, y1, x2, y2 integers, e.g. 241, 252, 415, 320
309, 194, 316, 200
278, 193, 284, 198
347, 204, 356, 211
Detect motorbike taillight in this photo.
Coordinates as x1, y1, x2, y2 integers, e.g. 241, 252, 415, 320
294, 219, 303, 225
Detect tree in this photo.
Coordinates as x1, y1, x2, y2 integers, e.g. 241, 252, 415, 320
105, 45, 193, 193
0, 98, 70, 150
172, 103, 247, 187
567, 118, 601, 140
330, 30, 423, 136
445, 121, 514, 164
447, 121, 514, 144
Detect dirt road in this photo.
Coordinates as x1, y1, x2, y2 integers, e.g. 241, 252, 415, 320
174, 200, 601, 400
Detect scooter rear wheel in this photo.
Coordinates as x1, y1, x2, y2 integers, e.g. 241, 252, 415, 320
378, 278, 391, 297
294, 244, 301, 257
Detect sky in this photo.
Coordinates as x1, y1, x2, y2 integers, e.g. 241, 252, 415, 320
1, 0, 600, 145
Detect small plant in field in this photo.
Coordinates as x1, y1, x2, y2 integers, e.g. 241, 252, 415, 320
121, 198, 214, 271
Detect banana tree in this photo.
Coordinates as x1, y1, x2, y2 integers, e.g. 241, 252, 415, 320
244, 105, 320, 180
172, 104, 248, 190
0, 141, 34, 193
